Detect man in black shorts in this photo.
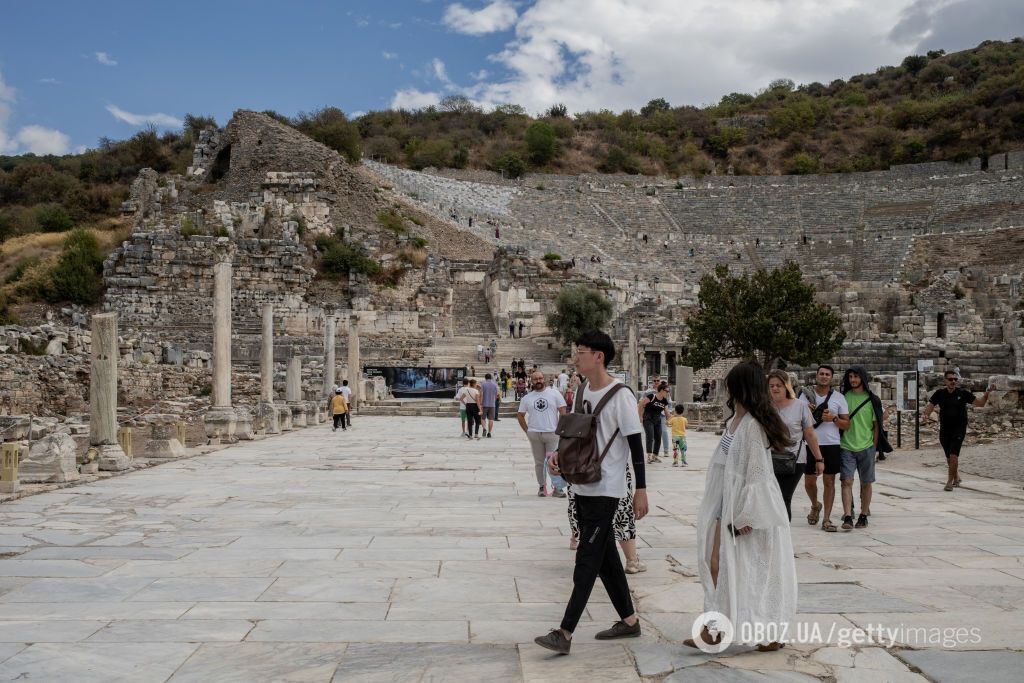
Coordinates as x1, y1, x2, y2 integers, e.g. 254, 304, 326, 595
801, 365, 850, 532
922, 371, 993, 491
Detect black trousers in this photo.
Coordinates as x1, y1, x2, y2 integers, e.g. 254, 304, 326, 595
775, 468, 803, 521
465, 404, 482, 435
560, 495, 634, 633
643, 419, 661, 455
332, 414, 347, 430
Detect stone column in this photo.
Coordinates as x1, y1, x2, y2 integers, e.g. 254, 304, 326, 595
90, 313, 131, 471
676, 365, 694, 406
256, 303, 280, 435
204, 249, 237, 441
659, 349, 667, 379
287, 356, 307, 427
627, 323, 638, 390
323, 313, 336, 397
347, 315, 361, 411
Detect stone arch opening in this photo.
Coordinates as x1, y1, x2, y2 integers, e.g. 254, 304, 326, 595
209, 144, 232, 182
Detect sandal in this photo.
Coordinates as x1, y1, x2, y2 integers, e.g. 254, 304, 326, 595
683, 625, 722, 649
807, 502, 822, 526
756, 642, 785, 652
944, 483, 954, 491
821, 519, 837, 532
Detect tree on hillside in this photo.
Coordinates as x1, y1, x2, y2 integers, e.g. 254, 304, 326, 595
547, 285, 613, 346
682, 263, 845, 370
525, 122, 557, 165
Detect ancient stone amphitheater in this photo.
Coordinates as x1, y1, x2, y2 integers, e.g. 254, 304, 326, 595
2, 109, 1022, 436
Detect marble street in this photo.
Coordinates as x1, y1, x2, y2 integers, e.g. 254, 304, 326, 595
1, 418, 1023, 681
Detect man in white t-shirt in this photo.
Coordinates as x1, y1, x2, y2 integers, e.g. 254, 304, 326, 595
801, 365, 851, 533
339, 380, 353, 428
518, 370, 568, 497
557, 370, 569, 395
534, 330, 647, 655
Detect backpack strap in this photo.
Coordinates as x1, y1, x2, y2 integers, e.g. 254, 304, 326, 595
573, 380, 588, 413
591, 382, 630, 415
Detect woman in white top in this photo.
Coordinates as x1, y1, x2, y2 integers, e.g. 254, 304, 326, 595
463, 379, 482, 440
767, 369, 824, 522
686, 361, 797, 653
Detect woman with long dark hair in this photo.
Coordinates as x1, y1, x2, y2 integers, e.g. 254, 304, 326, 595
685, 361, 798, 652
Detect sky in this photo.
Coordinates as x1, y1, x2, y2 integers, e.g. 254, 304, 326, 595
1, 0, 1022, 156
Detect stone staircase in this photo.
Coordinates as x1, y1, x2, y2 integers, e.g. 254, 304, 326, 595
424, 335, 566, 374
451, 282, 497, 336
359, 398, 520, 418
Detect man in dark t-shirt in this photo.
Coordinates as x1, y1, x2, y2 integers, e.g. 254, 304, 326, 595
922, 370, 993, 491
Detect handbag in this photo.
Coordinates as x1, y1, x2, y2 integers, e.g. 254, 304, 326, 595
771, 438, 803, 476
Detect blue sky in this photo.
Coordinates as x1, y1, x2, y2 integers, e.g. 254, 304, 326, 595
2, 0, 1022, 156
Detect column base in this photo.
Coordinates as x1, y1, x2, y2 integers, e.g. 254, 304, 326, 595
204, 406, 238, 443
277, 405, 293, 431
289, 403, 308, 428
97, 443, 132, 471
256, 402, 280, 435
234, 407, 256, 441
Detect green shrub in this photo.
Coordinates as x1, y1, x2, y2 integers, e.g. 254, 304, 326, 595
180, 214, 200, 237
43, 228, 105, 304
543, 252, 562, 261
785, 152, 819, 175
34, 204, 75, 233
411, 236, 428, 249
494, 152, 526, 179
319, 238, 381, 278
376, 209, 408, 235
3, 257, 40, 285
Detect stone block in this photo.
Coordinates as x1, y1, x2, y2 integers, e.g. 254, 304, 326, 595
20, 433, 80, 484
234, 407, 256, 440
145, 414, 186, 458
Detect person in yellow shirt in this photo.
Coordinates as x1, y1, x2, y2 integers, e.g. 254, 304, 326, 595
329, 388, 349, 432
668, 404, 688, 466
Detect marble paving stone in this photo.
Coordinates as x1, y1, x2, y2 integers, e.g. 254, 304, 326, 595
131, 577, 275, 602
258, 577, 394, 602
247, 619, 468, 643
87, 618, 254, 642
0, 560, 122, 578
330, 643, 520, 682
798, 583, 927, 613
0, 601, 191, 620
0, 577, 155, 603
169, 642, 345, 682
897, 649, 1024, 683
519, 642, 639, 682
391, 576, 518, 603
387, 601, 571, 622
183, 548, 341, 562
104, 559, 284, 578
0, 619, 108, 642
272, 560, 438, 578
0, 643, 24, 663
183, 601, 388, 621
17, 546, 191, 561
0, 642, 199, 682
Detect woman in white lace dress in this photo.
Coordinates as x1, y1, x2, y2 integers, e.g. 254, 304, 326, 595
685, 361, 798, 652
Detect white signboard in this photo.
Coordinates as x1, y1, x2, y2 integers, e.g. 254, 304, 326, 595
917, 359, 934, 372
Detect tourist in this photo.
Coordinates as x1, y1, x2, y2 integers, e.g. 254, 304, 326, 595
328, 388, 348, 432
638, 383, 671, 463
480, 373, 500, 437
464, 379, 482, 440
685, 361, 796, 652
668, 404, 688, 466
801, 365, 848, 532
534, 330, 647, 655
477, 343, 485, 362
557, 368, 569, 397
454, 378, 471, 436
490, 338, 498, 357
767, 370, 824, 521
471, 365, 476, 378
922, 371, 994, 491
518, 370, 568, 497
839, 366, 886, 530
660, 382, 672, 461
340, 379, 353, 428
518, 320, 525, 338
509, 319, 515, 338
701, 379, 711, 402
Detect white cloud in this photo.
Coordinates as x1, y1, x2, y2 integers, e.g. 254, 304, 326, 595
432, 58, 453, 87
382, 51, 399, 60
390, 88, 442, 110
14, 125, 70, 155
443, 0, 518, 35
414, 0, 1010, 115
470, 69, 489, 80
38, 77, 61, 85
0, 70, 72, 155
95, 51, 118, 66
106, 104, 182, 128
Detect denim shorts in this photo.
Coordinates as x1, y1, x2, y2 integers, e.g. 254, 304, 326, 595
840, 446, 876, 484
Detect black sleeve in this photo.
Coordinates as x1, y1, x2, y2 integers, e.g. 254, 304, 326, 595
627, 433, 646, 490
963, 390, 977, 405
928, 390, 941, 406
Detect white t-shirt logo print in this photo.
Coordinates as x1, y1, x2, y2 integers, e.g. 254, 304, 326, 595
535, 398, 548, 411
